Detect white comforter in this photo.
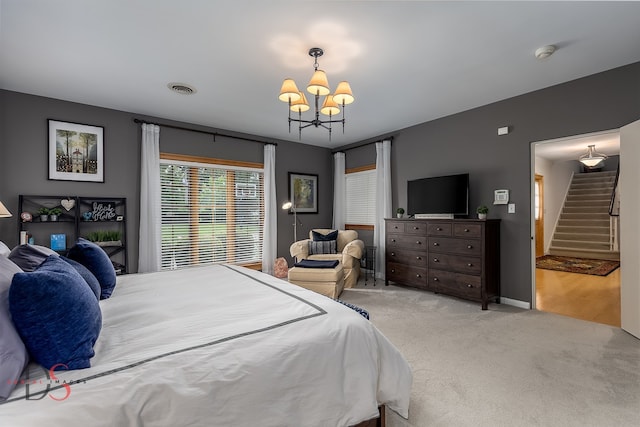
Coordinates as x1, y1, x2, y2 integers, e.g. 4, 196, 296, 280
1, 265, 411, 426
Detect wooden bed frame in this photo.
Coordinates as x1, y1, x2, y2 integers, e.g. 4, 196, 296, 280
352, 406, 385, 427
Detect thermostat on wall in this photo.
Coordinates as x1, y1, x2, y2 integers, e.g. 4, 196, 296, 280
494, 189, 509, 205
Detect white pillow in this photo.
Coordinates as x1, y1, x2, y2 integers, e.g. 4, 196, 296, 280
0, 241, 10, 256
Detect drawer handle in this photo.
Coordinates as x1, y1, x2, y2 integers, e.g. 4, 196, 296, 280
391, 269, 395, 273
413, 226, 419, 230
394, 226, 399, 229
433, 258, 439, 262
436, 227, 442, 231
433, 277, 439, 282
416, 274, 421, 278
467, 263, 473, 267
464, 228, 470, 232
416, 256, 422, 260
416, 241, 421, 245
391, 239, 396, 242
433, 242, 439, 246
467, 284, 473, 288
467, 245, 473, 249
391, 252, 395, 256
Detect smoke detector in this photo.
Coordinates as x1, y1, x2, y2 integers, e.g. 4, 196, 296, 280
167, 82, 197, 95
535, 45, 556, 60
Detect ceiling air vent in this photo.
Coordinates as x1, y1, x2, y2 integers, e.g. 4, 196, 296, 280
167, 82, 196, 95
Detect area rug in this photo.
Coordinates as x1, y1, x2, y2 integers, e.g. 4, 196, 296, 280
536, 255, 619, 276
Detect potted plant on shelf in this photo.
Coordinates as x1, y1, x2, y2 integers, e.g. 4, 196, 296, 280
49, 207, 63, 221
85, 230, 122, 247
396, 207, 405, 218
476, 205, 489, 220
37, 207, 50, 222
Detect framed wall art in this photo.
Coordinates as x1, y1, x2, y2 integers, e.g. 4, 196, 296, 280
288, 172, 318, 214
48, 119, 104, 182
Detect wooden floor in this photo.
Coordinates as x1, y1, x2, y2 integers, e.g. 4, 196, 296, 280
535, 267, 621, 327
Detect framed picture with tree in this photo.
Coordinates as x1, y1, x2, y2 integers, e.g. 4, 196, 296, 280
288, 172, 318, 214
48, 119, 104, 182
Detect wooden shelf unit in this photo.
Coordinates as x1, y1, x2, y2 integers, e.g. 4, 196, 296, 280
18, 195, 128, 274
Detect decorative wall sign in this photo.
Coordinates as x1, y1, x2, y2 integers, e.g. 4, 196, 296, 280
48, 119, 104, 182
91, 201, 116, 221
288, 172, 318, 214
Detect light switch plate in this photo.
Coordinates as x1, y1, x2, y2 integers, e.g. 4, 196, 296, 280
508, 203, 516, 213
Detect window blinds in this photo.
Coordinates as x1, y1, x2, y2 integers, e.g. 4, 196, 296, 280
345, 169, 376, 225
160, 160, 264, 270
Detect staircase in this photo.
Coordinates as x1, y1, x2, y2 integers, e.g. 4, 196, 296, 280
548, 170, 619, 261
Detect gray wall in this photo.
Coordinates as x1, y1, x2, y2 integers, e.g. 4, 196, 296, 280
0, 90, 333, 270
337, 61, 640, 303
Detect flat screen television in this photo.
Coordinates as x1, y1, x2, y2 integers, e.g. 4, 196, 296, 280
407, 173, 469, 217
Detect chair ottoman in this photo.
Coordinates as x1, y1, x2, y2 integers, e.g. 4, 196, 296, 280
288, 262, 344, 298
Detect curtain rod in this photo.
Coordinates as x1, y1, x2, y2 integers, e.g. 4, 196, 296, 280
132, 118, 277, 146
331, 135, 394, 153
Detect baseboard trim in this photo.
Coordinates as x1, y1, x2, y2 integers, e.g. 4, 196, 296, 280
500, 297, 531, 309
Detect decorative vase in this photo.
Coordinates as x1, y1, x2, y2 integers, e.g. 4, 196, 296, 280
397, 213, 403, 218
478, 213, 487, 220
50, 214, 59, 221
39, 214, 48, 222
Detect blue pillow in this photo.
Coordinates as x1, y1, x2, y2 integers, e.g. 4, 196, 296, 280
0, 256, 29, 400
67, 238, 116, 299
9, 256, 102, 370
312, 230, 338, 242
61, 256, 101, 300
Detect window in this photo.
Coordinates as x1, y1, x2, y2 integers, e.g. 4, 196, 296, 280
345, 168, 376, 226
160, 155, 264, 270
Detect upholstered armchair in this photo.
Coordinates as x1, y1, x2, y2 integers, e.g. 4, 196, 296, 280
289, 229, 365, 288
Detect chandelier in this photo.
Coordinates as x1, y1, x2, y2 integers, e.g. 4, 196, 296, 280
278, 47, 354, 140
579, 145, 608, 167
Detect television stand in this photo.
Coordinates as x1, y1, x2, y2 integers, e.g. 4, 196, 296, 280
385, 218, 500, 310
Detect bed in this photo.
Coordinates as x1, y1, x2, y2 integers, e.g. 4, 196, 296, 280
1, 263, 412, 426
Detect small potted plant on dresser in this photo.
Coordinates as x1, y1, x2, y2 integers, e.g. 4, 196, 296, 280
396, 207, 405, 218
476, 205, 489, 220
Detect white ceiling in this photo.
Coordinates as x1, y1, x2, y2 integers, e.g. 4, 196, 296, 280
1, 1, 640, 150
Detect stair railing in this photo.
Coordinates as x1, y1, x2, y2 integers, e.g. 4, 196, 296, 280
609, 166, 620, 251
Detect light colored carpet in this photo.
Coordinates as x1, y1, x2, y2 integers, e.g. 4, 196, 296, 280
340, 280, 640, 427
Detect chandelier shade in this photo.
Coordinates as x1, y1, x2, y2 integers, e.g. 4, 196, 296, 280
278, 47, 354, 140
307, 70, 330, 96
333, 81, 354, 105
578, 144, 607, 167
321, 95, 340, 116
290, 92, 310, 113
278, 79, 301, 103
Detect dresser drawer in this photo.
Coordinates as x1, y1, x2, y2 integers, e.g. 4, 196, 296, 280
386, 262, 428, 288
386, 221, 405, 234
427, 222, 452, 236
387, 248, 427, 267
429, 253, 482, 275
388, 234, 427, 250
429, 269, 482, 300
453, 223, 482, 238
404, 222, 427, 235
428, 237, 481, 255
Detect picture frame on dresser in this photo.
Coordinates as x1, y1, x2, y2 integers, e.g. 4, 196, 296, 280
48, 119, 104, 182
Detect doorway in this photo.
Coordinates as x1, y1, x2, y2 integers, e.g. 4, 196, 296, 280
531, 130, 621, 327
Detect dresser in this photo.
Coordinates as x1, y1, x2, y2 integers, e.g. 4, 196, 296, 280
385, 218, 500, 309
